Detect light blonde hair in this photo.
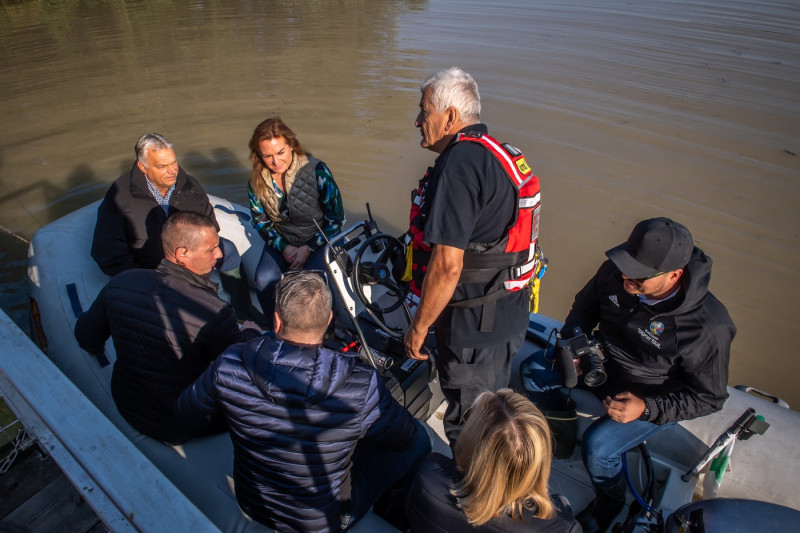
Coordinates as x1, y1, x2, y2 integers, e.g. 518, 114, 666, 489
452, 389, 555, 525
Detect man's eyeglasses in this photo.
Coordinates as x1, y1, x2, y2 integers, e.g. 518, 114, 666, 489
627, 271, 665, 284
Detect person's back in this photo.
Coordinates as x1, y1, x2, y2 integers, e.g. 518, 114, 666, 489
408, 454, 579, 533
406, 390, 581, 533
177, 271, 430, 532
76, 212, 259, 443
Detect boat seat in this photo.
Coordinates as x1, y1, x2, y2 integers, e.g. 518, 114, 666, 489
28, 198, 403, 532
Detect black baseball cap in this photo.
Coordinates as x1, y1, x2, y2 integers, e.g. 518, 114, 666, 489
605, 217, 693, 278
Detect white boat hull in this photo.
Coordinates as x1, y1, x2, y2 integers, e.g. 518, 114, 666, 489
17, 195, 800, 531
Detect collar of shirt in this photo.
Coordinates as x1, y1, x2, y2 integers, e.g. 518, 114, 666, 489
145, 178, 175, 215
638, 289, 679, 307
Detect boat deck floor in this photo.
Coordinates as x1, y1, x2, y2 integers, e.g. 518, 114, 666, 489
0, 444, 104, 532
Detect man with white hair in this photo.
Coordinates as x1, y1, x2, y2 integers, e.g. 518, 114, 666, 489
404, 67, 541, 446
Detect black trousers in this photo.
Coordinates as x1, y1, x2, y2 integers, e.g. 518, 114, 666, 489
434, 327, 526, 445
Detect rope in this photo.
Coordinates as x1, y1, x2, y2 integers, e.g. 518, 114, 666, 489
0, 426, 33, 475
0, 223, 29, 245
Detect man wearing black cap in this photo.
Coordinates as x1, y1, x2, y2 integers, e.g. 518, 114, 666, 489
525, 217, 735, 532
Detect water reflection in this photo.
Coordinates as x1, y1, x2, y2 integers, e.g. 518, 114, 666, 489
1, 0, 799, 406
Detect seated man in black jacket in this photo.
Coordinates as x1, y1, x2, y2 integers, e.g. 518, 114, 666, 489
75, 211, 261, 444
176, 270, 431, 533
522, 217, 735, 533
91, 133, 258, 322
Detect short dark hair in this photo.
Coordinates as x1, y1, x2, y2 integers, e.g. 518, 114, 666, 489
162, 211, 216, 254
275, 271, 332, 338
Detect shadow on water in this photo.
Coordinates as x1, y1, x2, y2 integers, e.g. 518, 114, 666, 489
0, 147, 104, 331
0, 0, 430, 333
0, 146, 254, 334
183, 148, 250, 207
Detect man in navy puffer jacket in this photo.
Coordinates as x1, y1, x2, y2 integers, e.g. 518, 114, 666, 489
176, 270, 430, 532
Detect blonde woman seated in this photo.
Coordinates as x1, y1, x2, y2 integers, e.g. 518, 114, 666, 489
406, 389, 581, 533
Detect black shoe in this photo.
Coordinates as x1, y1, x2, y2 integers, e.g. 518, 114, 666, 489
577, 481, 627, 533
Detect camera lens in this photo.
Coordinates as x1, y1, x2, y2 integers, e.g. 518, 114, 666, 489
581, 354, 607, 387
583, 367, 607, 387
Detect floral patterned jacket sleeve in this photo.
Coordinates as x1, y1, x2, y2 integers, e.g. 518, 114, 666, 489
249, 181, 287, 252
307, 161, 345, 251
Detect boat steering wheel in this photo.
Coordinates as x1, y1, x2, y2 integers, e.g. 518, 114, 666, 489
351, 233, 409, 336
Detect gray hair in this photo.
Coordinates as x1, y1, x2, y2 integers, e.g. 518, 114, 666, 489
135, 133, 173, 167
275, 271, 332, 337
162, 211, 216, 255
421, 67, 481, 124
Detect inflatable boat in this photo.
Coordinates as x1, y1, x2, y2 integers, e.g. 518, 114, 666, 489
13, 195, 800, 531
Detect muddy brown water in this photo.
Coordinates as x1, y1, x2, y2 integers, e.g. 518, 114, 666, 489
1, 0, 799, 407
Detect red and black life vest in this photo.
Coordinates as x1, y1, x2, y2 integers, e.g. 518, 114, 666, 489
407, 131, 541, 329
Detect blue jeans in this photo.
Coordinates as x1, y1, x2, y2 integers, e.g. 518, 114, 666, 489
520, 348, 674, 488
342, 420, 431, 530
582, 415, 674, 488
216, 237, 241, 272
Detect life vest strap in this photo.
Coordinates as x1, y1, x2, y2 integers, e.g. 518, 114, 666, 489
462, 249, 528, 272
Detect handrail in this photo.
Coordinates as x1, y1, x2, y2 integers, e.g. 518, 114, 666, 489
0, 309, 219, 532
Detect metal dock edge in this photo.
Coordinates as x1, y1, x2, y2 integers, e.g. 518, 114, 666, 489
0, 309, 219, 532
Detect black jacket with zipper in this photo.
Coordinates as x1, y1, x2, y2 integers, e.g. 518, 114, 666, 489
563, 247, 735, 424
91, 162, 217, 277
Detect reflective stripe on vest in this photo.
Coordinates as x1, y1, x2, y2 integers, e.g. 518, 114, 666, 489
407, 132, 541, 299
455, 131, 541, 292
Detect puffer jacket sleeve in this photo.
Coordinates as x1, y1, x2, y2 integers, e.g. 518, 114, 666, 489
360, 372, 420, 450
195, 304, 258, 364
175, 354, 224, 432
74, 287, 111, 354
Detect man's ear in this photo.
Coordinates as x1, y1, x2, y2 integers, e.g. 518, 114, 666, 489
137, 160, 147, 174
444, 106, 460, 132
174, 247, 188, 265
669, 268, 684, 283
327, 310, 333, 327
273, 312, 283, 334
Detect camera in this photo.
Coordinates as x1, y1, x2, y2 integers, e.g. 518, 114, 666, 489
555, 326, 607, 388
